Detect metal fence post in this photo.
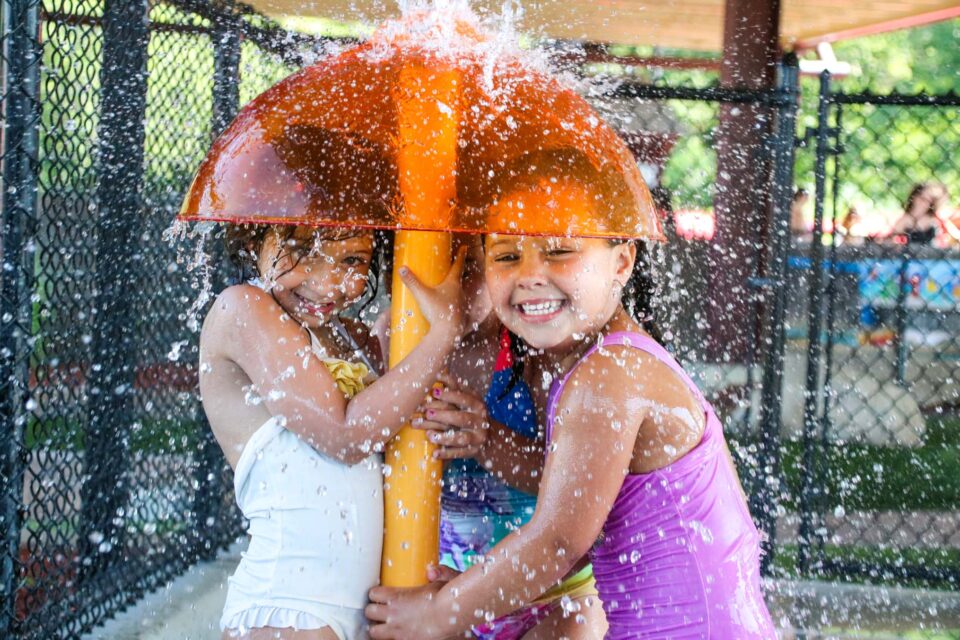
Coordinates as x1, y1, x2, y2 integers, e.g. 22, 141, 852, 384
819, 89, 960, 586
797, 71, 833, 576
892, 247, 913, 386
212, 15, 241, 136
752, 53, 800, 574
77, 0, 150, 597
0, 0, 41, 633
817, 105, 844, 436
191, 7, 241, 561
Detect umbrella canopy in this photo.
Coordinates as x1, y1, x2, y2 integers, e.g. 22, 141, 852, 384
179, 11, 661, 240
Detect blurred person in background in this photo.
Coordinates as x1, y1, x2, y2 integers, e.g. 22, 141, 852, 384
837, 205, 866, 246
890, 182, 952, 247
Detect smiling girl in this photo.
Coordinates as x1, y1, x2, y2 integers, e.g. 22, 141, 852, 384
199, 221, 465, 640
366, 149, 775, 639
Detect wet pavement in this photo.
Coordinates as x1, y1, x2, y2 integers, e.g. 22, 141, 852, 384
82, 544, 960, 640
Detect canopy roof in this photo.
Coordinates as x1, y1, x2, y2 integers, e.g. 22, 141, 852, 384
245, 0, 959, 52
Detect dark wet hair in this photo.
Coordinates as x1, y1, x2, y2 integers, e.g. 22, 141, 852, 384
224, 126, 399, 322
224, 223, 391, 327
615, 239, 662, 342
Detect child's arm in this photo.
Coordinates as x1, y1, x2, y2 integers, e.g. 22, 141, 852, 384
411, 374, 543, 492
366, 347, 648, 639
472, 418, 543, 494
208, 253, 465, 465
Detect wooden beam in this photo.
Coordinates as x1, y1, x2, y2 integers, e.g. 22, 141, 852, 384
792, 6, 960, 50
709, 0, 781, 362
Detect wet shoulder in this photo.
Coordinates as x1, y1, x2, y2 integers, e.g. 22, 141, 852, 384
571, 344, 659, 385
555, 345, 651, 411
202, 284, 284, 347
545, 346, 655, 445
558, 346, 706, 470
603, 344, 701, 410
557, 345, 695, 416
209, 284, 279, 321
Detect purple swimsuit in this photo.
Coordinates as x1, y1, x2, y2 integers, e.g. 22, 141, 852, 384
546, 332, 776, 639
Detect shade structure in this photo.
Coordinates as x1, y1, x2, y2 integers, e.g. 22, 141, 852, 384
178, 12, 661, 240
247, 0, 960, 53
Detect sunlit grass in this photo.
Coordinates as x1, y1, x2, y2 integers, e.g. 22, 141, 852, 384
24, 417, 204, 454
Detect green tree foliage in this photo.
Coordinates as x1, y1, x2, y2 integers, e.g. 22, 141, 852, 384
793, 20, 960, 219
659, 100, 718, 209
635, 20, 960, 217
830, 20, 960, 95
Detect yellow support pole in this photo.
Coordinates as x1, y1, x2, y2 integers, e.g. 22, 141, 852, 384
381, 62, 459, 586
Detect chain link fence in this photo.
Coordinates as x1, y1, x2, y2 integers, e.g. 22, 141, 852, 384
0, 1, 300, 636
784, 82, 960, 586
2, 1, 957, 638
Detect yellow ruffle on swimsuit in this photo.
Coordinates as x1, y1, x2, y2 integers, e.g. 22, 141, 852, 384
320, 358, 370, 399
531, 565, 597, 606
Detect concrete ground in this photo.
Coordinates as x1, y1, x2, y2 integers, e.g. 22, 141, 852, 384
82, 543, 960, 640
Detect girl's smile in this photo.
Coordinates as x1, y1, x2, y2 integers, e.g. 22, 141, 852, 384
257, 231, 374, 328
485, 232, 635, 352
511, 297, 568, 322
484, 179, 636, 353
291, 290, 337, 318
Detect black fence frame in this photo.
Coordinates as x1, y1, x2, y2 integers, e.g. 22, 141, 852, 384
1, 0, 43, 633
794, 73, 960, 586
0, 1, 291, 637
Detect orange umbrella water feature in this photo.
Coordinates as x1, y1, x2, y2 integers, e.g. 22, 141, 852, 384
179, 9, 661, 587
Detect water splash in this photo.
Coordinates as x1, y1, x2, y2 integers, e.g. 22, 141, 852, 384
165, 220, 217, 332
360, 0, 581, 99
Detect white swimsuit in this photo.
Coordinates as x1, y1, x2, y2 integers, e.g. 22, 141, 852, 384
221, 332, 383, 639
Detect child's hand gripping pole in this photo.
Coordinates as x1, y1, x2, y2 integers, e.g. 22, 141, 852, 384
412, 373, 490, 461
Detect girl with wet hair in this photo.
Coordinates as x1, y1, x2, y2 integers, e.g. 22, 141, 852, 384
398, 233, 608, 640
200, 128, 468, 640
366, 149, 775, 639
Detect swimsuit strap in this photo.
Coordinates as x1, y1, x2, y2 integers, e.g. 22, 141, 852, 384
546, 331, 706, 443
328, 316, 378, 373
306, 321, 377, 374
598, 332, 705, 405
